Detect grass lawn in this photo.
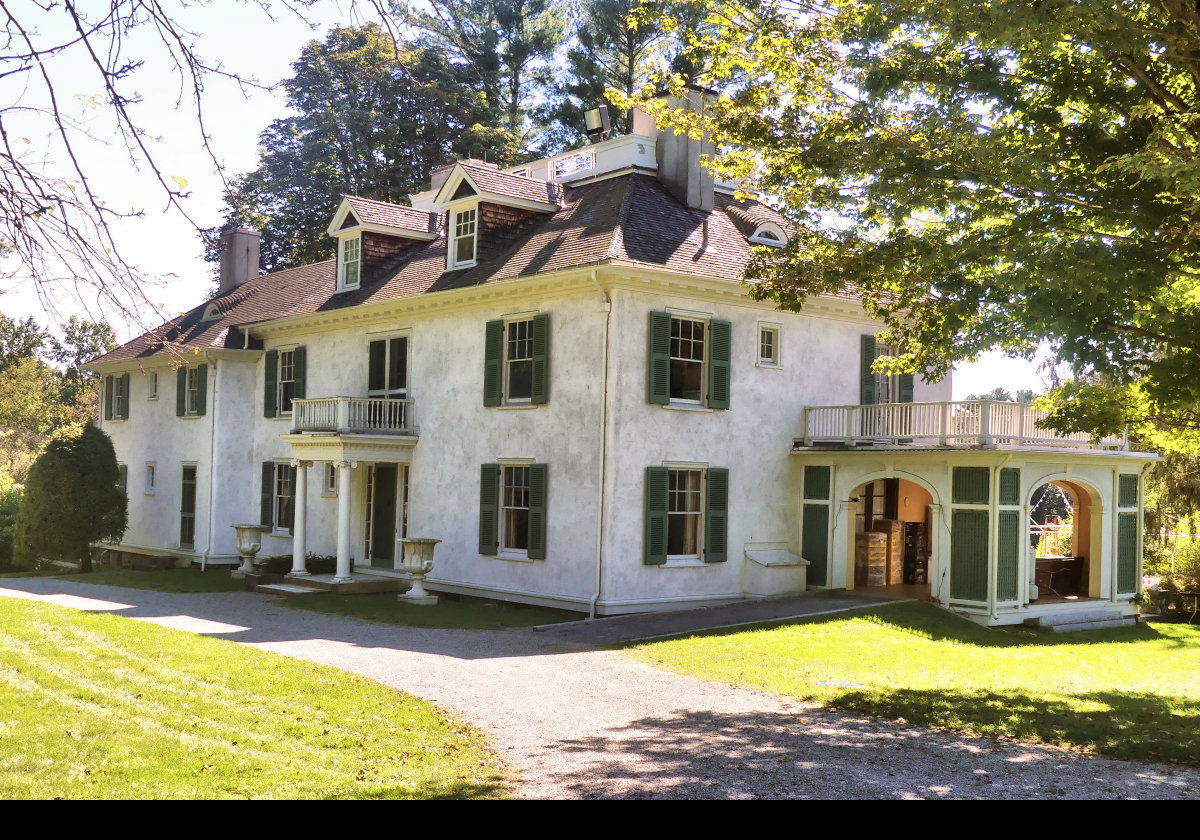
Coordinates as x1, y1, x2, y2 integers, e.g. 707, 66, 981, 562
0, 597, 507, 799
0, 569, 67, 579
280, 592, 582, 630
629, 601, 1200, 767
70, 568, 245, 594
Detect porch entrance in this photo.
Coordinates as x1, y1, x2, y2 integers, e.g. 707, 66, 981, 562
851, 477, 933, 598
364, 463, 409, 569
1029, 479, 1098, 601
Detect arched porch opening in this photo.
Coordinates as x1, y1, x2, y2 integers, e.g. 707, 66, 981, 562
1028, 478, 1104, 602
846, 474, 937, 600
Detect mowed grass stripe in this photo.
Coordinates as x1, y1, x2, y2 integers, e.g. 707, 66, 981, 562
0, 597, 507, 799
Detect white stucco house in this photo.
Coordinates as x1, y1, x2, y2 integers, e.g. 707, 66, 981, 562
87, 96, 1154, 627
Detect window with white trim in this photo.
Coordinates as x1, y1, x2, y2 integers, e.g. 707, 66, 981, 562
758, 324, 780, 367
339, 235, 361, 290
874, 342, 899, 405
323, 462, 337, 497
667, 468, 704, 558
148, 372, 158, 400
749, 223, 786, 247
450, 207, 477, 268
501, 465, 531, 553
670, 316, 706, 403
273, 462, 295, 533
111, 375, 128, 419
184, 367, 201, 416
145, 463, 156, 495
277, 349, 297, 416
505, 319, 534, 403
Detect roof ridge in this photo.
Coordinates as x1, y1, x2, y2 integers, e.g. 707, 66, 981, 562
605, 172, 638, 261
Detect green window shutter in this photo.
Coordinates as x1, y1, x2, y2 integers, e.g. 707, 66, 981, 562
997, 510, 1020, 601
195, 364, 208, 416
293, 345, 307, 401
644, 466, 668, 565
264, 349, 278, 418
950, 509, 989, 602
707, 319, 732, 410
1118, 474, 1138, 508
176, 368, 187, 417
952, 467, 990, 505
528, 463, 548, 560
804, 465, 831, 500
478, 464, 500, 555
104, 375, 114, 421
1117, 512, 1139, 594
118, 464, 128, 493
999, 468, 1021, 506
705, 467, 729, 563
860, 334, 877, 405
119, 373, 131, 419
899, 373, 914, 404
531, 314, 549, 405
647, 311, 671, 405
802, 504, 830, 586
483, 320, 503, 407
261, 462, 274, 527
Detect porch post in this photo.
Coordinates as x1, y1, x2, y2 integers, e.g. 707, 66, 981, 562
289, 459, 310, 576
334, 459, 356, 582
927, 504, 946, 604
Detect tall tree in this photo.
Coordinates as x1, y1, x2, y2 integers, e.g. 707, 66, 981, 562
625, 0, 1200, 452
0, 315, 49, 373
208, 24, 505, 274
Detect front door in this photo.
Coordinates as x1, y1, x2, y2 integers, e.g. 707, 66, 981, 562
369, 464, 398, 567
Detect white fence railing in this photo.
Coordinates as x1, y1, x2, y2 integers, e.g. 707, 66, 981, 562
292, 397, 417, 436
801, 400, 1127, 450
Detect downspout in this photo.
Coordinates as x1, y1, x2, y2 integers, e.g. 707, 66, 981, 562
988, 453, 1012, 621
202, 353, 218, 571
589, 269, 612, 619
1110, 466, 1119, 604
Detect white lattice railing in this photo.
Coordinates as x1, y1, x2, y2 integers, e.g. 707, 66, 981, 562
801, 400, 1127, 450
292, 397, 417, 436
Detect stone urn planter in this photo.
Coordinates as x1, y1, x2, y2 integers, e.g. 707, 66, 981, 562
231, 524, 267, 578
398, 538, 441, 605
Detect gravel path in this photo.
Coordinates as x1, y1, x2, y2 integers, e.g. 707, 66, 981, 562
2, 578, 1196, 800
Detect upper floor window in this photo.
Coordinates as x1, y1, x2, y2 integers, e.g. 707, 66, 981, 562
111, 374, 128, 419
647, 311, 731, 410
277, 349, 297, 415
483, 315, 549, 407
748, 223, 787, 248
758, 324, 780, 367
339, 235, 361, 290
450, 207, 477, 269
148, 372, 158, 400
860, 334, 912, 405
145, 463, 156, 495
175, 364, 207, 418
368, 336, 408, 398
670, 317, 706, 403
505, 319, 534, 403
185, 368, 202, 416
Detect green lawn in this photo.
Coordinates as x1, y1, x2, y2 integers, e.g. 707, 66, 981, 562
0, 568, 67, 579
70, 568, 244, 593
280, 591, 582, 630
0, 597, 508, 798
629, 602, 1200, 766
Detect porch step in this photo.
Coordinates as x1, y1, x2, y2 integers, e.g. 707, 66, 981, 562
255, 583, 321, 596
1025, 609, 1137, 632
1047, 618, 1137, 633
253, 572, 409, 596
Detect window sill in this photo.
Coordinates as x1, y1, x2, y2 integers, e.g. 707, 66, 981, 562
497, 403, 539, 411
495, 551, 534, 563
144, 491, 156, 497
320, 492, 337, 499
147, 396, 159, 401
660, 557, 710, 569
106, 418, 126, 423
180, 414, 205, 420
269, 529, 291, 539
662, 403, 713, 413
271, 415, 294, 421
756, 361, 782, 370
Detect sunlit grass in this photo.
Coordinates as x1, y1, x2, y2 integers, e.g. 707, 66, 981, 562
629, 602, 1200, 766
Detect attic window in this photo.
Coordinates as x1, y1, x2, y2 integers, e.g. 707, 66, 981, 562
749, 223, 787, 247
201, 302, 221, 321
339, 235, 361, 290
449, 207, 477, 270
553, 148, 595, 179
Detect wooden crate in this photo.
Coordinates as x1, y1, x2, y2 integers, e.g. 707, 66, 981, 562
873, 519, 905, 585
855, 532, 888, 587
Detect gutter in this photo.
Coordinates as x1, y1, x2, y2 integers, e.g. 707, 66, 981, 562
589, 269, 612, 619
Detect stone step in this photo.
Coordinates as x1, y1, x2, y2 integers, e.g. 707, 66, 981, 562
1049, 617, 1137, 633
255, 582, 322, 596
1027, 609, 1124, 628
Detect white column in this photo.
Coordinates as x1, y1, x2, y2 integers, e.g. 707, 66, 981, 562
334, 459, 355, 582
289, 460, 310, 576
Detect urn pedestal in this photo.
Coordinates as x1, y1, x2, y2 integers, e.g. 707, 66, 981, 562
398, 538, 440, 606
231, 524, 267, 578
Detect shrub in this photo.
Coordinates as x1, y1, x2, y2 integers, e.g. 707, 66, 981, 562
0, 472, 21, 570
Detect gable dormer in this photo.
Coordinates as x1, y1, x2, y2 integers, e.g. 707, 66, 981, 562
327, 196, 440, 292
433, 161, 563, 272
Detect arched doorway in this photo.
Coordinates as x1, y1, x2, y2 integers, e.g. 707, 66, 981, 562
848, 474, 936, 599
1028, 478, 1103, 602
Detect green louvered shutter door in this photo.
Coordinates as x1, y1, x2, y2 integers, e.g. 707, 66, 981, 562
194, 364, 207, 416
528, 463, 548, 559
899, 373, 914, 404
860, 335, 877, 405
999, 468, 1021, 506
531, 314, 549, 405
802, 504, 829, 586
1117, 512, 1139, 594
647, 311, 671, 405
478, 463, 499, 555
293, 345, 306, 401
997, 511, 1020, 601
708, 319, 732, 410
1118, 475, 1138, 508
950, 509, 989, 602
120, 373, 131, 419
260, 462, 274, 527
953, 467, 991, 505
644, 466, 668, 565
705, 467, 729, 562
104, 376, 114, 421
176, 368, 187, 417
483, 320, 504, 406
263, 349, 278, 418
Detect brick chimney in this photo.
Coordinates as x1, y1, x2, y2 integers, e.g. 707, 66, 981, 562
218, 227, 260, 295
633, 85, 716, 212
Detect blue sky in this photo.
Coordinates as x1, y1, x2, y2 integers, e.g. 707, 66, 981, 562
0, 1, 1046, 397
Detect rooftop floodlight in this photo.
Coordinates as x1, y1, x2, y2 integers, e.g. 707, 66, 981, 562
583, 104, 611, 142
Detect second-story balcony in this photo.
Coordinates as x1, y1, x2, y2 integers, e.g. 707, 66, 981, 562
799, 400, 1129, 451
292, 396, 418, 437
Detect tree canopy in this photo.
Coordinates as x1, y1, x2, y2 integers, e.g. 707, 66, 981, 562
626, 0, 1200, 451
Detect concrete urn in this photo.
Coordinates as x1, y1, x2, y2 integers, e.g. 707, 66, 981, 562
232, 524, 267, 577
398, 538, 440, 605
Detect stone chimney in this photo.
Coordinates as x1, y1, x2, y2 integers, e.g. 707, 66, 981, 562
218, 227, 260, 295
634, 86, 716, 213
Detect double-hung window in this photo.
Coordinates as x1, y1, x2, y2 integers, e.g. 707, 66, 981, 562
505, 319, 534, 403
667, 468, 704, 558
648, 311, 731, 409
501, 465, 531, 552
277, 349, 297, 416
670, 317, 706, 403
175, 365, 207, 417
111, 375, 128, 419
339, 235, 361, 290
478, 463, 548, 559
644, 465, 729, 565
261, 461, 295, 534
185, 368, 201, 415
483, 314, 549, 406
148, 372, 158, 400
450, 207, 477, 268
860, 335, 913, 406
758, 324, 780, 367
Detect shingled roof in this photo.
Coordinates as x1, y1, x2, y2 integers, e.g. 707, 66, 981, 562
344, 196, 440, 236
454, 160, 564, 207
92, 172, 799, 365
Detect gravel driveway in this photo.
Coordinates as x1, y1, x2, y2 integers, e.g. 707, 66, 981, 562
1, 578, 1196, 800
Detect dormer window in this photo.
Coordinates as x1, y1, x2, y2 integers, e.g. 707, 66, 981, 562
749, 223, 787, 248
450, 207, 477, 269
339, 235, 361, 290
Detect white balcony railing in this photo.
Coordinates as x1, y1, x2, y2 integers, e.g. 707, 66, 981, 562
801, 400, 1128, 451
292, 397, 417, 436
